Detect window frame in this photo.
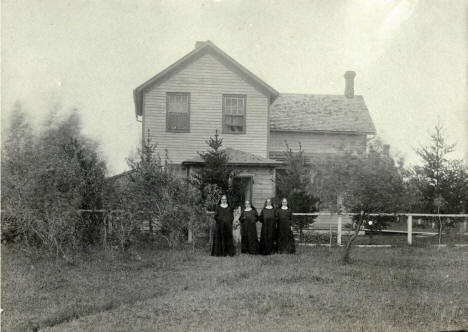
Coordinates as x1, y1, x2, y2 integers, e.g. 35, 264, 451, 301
166, 92, 191, 133
222, 94, 247, 135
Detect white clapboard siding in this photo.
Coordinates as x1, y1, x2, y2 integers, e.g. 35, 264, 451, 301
237, 166, 276, 208
269, 131, 367, 155
143, 53, 270, 163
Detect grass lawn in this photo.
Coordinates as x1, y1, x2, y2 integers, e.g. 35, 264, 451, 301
2, 244, 468, 332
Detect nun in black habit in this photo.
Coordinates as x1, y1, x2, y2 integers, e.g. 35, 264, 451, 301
259, 198, 278, 255
239, 200, 259, 254
277, 198, 296, 254
211, 195, 235, 257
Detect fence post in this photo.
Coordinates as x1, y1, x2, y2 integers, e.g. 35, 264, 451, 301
337, 214, 342, 246
188, 228, 193, 243
103, 215, 107, 250
407, 215, 412, 245
461, 220, 467, 234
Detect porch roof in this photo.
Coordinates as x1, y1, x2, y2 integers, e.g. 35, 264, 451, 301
182, 148, 281, 167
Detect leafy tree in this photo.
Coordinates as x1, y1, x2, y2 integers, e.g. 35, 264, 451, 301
34, 110, 107, 247
414, 123, 456, 212
413, 123, 468, 246
110, 134, 180, 248
2, 106, 107, 256
1, 102, 36, 212
108, 133, 209, 250
312, 140, 406, 262
399, 167, 425, 213
1, 103, 36, 243
276, 143, 318, 238
123, 134, 169, 236
343, 145, 406, 261
443, 160, 468, 213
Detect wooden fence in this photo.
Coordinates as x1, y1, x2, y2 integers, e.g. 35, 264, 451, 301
292, 212, 468, 246
2, 209, 467, 247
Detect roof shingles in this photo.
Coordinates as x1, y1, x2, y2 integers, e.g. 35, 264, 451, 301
270, 94, 376, 134
182, 148, 280, 166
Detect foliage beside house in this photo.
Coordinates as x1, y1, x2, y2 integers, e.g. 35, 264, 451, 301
1, 107, 107, 256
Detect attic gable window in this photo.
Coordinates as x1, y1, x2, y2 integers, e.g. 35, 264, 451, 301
166, 92, 190, 132
223, 94, 246, 134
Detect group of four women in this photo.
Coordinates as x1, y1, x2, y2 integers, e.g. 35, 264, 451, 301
211, 195, 296, 257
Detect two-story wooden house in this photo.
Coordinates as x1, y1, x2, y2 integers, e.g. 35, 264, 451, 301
133, 41, 376, 208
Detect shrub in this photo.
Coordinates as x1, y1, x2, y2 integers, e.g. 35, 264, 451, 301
1, 106, 107, 257
105, 134, 210, 251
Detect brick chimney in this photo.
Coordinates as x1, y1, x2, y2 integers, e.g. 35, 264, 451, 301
344, 71, 356, 98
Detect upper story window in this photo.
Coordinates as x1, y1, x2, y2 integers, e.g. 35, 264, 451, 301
166, 92, 190, 132
223, 94, 246, 134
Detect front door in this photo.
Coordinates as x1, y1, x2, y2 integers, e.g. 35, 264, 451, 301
232, 176, 253, 207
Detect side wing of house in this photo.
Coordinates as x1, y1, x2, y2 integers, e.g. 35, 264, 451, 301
269, 131, 367, 160
136, 42, 278, 164
268, 93, 376, 160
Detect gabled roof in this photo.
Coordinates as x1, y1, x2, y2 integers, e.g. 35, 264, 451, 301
270, 94, 376, 134
182, 148, 281, 167
133, 40, 279, 117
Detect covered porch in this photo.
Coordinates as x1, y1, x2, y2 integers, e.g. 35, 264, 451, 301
182, 148, 281, 208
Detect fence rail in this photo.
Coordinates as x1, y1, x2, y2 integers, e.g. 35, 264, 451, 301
291, 213, 468, 245
206, 210, 468, 246
2, 209, 467, 247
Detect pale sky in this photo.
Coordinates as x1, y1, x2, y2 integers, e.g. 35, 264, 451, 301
2, 0, 467, 175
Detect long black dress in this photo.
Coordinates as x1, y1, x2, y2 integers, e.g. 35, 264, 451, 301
240, 209, 259, 254
259, 207, 277, 255
240, 212, 248, 253
277, 207, 296, 254
211, 205, 235, 257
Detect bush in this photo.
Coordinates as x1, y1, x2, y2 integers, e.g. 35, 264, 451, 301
104, 135, 210, 251
1, 106, 107, 257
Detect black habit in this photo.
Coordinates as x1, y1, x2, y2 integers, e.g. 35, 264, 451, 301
211, 205, 235, 257
240, 209, 260, 254
240, 213, 248, 253
277, 208, 296, 254
259, 207, 277, 255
